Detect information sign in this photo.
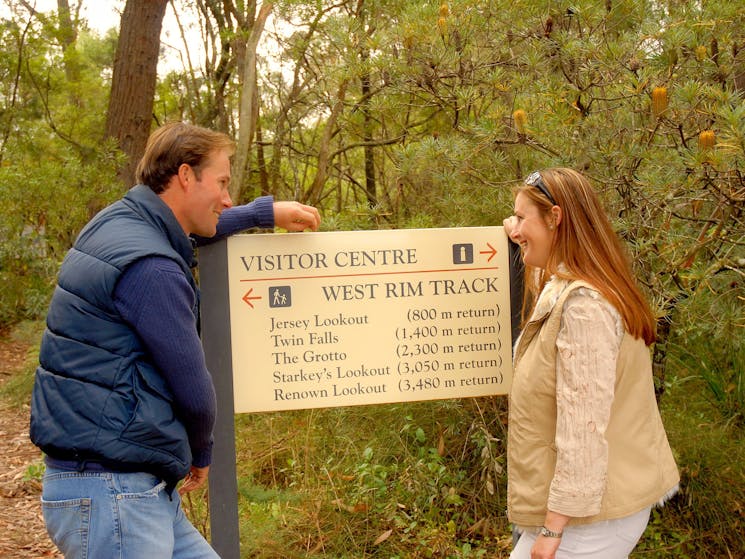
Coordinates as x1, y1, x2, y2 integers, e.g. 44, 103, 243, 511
226, 227, 512, 413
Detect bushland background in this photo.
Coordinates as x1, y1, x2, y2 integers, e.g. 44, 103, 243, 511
0, 0, 742, 557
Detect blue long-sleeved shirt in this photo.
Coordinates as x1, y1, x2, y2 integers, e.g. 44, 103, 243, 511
113, 197, 274, 467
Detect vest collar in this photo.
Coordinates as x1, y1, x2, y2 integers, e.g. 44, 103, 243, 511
528, 274, 573, 323
124, 185, 196, 268
514, 274, 588, 364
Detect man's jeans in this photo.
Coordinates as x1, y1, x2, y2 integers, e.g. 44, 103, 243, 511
41, 466, 219, 559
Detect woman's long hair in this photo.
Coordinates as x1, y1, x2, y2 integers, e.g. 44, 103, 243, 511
516, 167, 656, 345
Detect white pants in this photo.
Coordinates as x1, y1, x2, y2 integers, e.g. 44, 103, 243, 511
509, 507, 651, 559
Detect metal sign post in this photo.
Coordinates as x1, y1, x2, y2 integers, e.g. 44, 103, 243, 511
200, 229, 523, 557
199, 240, 241, 559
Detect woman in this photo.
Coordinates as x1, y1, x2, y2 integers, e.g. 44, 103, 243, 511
503, 168, 679, 559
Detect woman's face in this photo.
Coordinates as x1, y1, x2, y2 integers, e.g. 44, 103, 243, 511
509, 192, 555, 269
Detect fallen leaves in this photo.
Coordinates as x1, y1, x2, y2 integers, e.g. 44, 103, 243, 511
0, 335, 62, 559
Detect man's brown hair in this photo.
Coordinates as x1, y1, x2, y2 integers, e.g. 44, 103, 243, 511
136, 122, 235, 194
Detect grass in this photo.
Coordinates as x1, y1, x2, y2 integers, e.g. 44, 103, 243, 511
221, 373, 744, 557
3, 319, 742, 557
228, 400, 512, 558
0, 320, 43, 404
631, 374, 745, 557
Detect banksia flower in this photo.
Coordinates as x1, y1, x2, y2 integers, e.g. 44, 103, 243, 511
698, 130, 715, 150
439, 3, 449, 17
513, 109, 528, 135
437, 16, 448, 34
695, 45, 707, 61
651, 87, 668, 118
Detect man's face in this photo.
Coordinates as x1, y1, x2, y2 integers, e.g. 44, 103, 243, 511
184, 149, 233, 237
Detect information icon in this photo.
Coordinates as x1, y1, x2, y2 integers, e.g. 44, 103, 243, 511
269, 286, 292, 308
452, 243, 474, 264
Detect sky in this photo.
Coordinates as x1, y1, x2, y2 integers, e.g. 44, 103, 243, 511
9, 0, 197, 73
16, 0, 125, 35
77, 0, 124, 34
6, 0, 290, 77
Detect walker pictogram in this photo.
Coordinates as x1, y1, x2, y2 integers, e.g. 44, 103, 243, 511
269, 286, 292, 308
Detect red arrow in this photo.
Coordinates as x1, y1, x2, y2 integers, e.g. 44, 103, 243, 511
479, 242, 497, 262
242, 288, 261, 308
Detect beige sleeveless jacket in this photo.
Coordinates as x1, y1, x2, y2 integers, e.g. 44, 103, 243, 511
507, 280, 679, 526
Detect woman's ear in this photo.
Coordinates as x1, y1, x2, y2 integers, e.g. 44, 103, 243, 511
551, 204, 563, 227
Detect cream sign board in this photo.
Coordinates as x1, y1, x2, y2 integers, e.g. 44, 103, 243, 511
225, 227, 512, 413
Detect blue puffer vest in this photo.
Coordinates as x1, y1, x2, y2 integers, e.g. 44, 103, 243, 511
30, 185, 198, 484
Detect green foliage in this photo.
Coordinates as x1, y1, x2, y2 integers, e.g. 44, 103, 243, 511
631, 370, 745, 557
23, 459, 45, 482
0, 11, 123, 326
217, 399, 511, 558
633, 507, 693, 559
1, 0, 743, 556
669, 277, 744, 426
0, 141, 121, 324
0, 320, 43, 404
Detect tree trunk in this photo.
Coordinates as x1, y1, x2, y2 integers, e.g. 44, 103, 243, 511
652, 317, 671, 403
255, 121, 269, 195
232, 2, 272, 202
105, 0, 169, 189
56, 0, 79, 83
198, 0, 258, 133
360, 57, 376, 207
268, 7, 326, 196
304, 80, 348, 205
652, 293, 687, 403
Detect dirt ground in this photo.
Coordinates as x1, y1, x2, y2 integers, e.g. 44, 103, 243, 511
0, 334, 62, 558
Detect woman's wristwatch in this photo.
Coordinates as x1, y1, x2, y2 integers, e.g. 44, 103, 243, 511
540, 526, 563, 538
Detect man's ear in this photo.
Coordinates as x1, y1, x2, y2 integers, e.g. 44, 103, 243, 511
176, 163, 192, 190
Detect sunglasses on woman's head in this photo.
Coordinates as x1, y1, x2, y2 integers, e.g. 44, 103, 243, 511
524, 171, 557, 206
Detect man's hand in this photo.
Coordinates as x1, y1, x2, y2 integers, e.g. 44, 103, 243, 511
179, 465, 209, 495
273, 201, 321, 232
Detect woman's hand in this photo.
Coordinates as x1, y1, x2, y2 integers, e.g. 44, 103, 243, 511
530, 534, 561, 559
503, 215, 518, 241
531, 511, 569, 559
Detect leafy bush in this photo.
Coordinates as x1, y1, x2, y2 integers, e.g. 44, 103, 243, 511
0, 320, 43, 404
0, 145, 122, 327
632, 374, 745, 557
225, 399, 511, 558
669, 279, 744, 427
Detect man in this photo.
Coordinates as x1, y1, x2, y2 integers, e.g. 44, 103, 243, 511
30, 122, 320, 558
